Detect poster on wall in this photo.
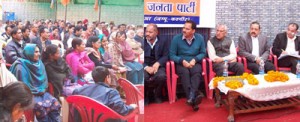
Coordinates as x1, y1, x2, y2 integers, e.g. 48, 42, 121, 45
144, 0, 216, 28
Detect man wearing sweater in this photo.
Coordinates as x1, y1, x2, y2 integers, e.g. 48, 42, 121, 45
169, 20, 205, 111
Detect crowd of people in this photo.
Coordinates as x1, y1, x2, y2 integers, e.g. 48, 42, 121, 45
0, 19, 144, 121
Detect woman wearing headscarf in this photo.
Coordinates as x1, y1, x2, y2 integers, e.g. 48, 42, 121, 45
9, 44, 61, 122
113, 31, 143, 84
43, 44, 75, 100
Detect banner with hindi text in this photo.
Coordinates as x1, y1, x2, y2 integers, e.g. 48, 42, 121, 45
144, 0, 216, 28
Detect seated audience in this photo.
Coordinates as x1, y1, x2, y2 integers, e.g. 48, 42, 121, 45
73, 66, 137, 116
114, 31, 143, 84
65, 38, 95, 84
43, 44, 75, 100
0, 82, 34, 122
5, 27, 25, 64
10, 44, 61, 121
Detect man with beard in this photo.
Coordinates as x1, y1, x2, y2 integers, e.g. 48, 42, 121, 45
239, 21, 275, 74
169, 20, 205, 111
144, 24, 169, 105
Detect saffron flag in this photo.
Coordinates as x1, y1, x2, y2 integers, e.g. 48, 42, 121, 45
61, 0, 70, 6
94, 0, 98, 11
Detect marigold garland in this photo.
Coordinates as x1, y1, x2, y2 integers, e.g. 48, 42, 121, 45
225, 80, 243, 89
264, 71, 289, 82
213, 73, 259, 89
213, 77, 225, 88
242, 73, 259, 85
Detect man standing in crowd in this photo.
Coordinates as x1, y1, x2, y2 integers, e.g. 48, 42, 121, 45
272, 23, 300, 74
207, 24, 244, 76
238, 21, 275, 74
5, 27, 25, 64
144, 23, 169, 105
169, 20, 205, 111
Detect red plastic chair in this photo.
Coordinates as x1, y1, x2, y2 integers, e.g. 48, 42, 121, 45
270, 47, 291, 71
166, 61, 173, 104
169, 59, 207, 103
24, 110, 34, 122
117, 78, 144, 114
67, 95, 138, 122
48, 82, 54, 95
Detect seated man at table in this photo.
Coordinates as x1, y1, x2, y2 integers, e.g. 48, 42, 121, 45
73, 66, 137, 115
272, 23, 300, 74
207, 24, 244, 76
238, 21, 275, 74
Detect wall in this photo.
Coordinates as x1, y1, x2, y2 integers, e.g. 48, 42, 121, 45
214, 0, 300, 44
2, 1, 143, 25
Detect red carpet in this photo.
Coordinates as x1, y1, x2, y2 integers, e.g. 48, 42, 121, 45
144, 98, 300, 122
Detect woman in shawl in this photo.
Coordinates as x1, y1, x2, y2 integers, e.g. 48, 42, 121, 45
86, 36, 126, 87
43, 44, 75, 100
115, 31, 143, 84
9, 44, 61, 122
65, 38, 95, 85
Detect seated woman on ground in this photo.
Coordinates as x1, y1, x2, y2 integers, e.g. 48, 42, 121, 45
43, 44, 75, 100
9, 44, 61, 122
0, 82, 34, 122
65, 38, 95, 85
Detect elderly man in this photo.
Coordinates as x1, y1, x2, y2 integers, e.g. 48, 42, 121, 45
169, 20, 205, 111
272, 23, 300, 74
238, 21, 275, 74
208, 24, 244, 76
144, 24, 169, 105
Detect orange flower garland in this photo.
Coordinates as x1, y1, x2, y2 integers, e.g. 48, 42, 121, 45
225, 80, 243, 89
264, 71, 289, 82
242, 73, 259, 85
213, 77, 225, 88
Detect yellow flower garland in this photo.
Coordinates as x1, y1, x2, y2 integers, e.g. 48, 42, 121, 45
212, 73, 259, 89
264, 71, 289, 82
225, 80, 243, 89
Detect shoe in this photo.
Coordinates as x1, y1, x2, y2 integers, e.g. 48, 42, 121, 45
192, 104, 199, 111
186, 97, 193, 106
154, 97, 163, 104
194, 94, 203, 105
186, 91, 195, 106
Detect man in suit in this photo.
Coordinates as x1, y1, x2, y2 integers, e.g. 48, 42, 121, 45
239, 21, 275, 74
272, 23, 300, 74
208, 24, 244, 76
144, 24, 169, 105
169, 20, 205, 111
31, 27, 51, 53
